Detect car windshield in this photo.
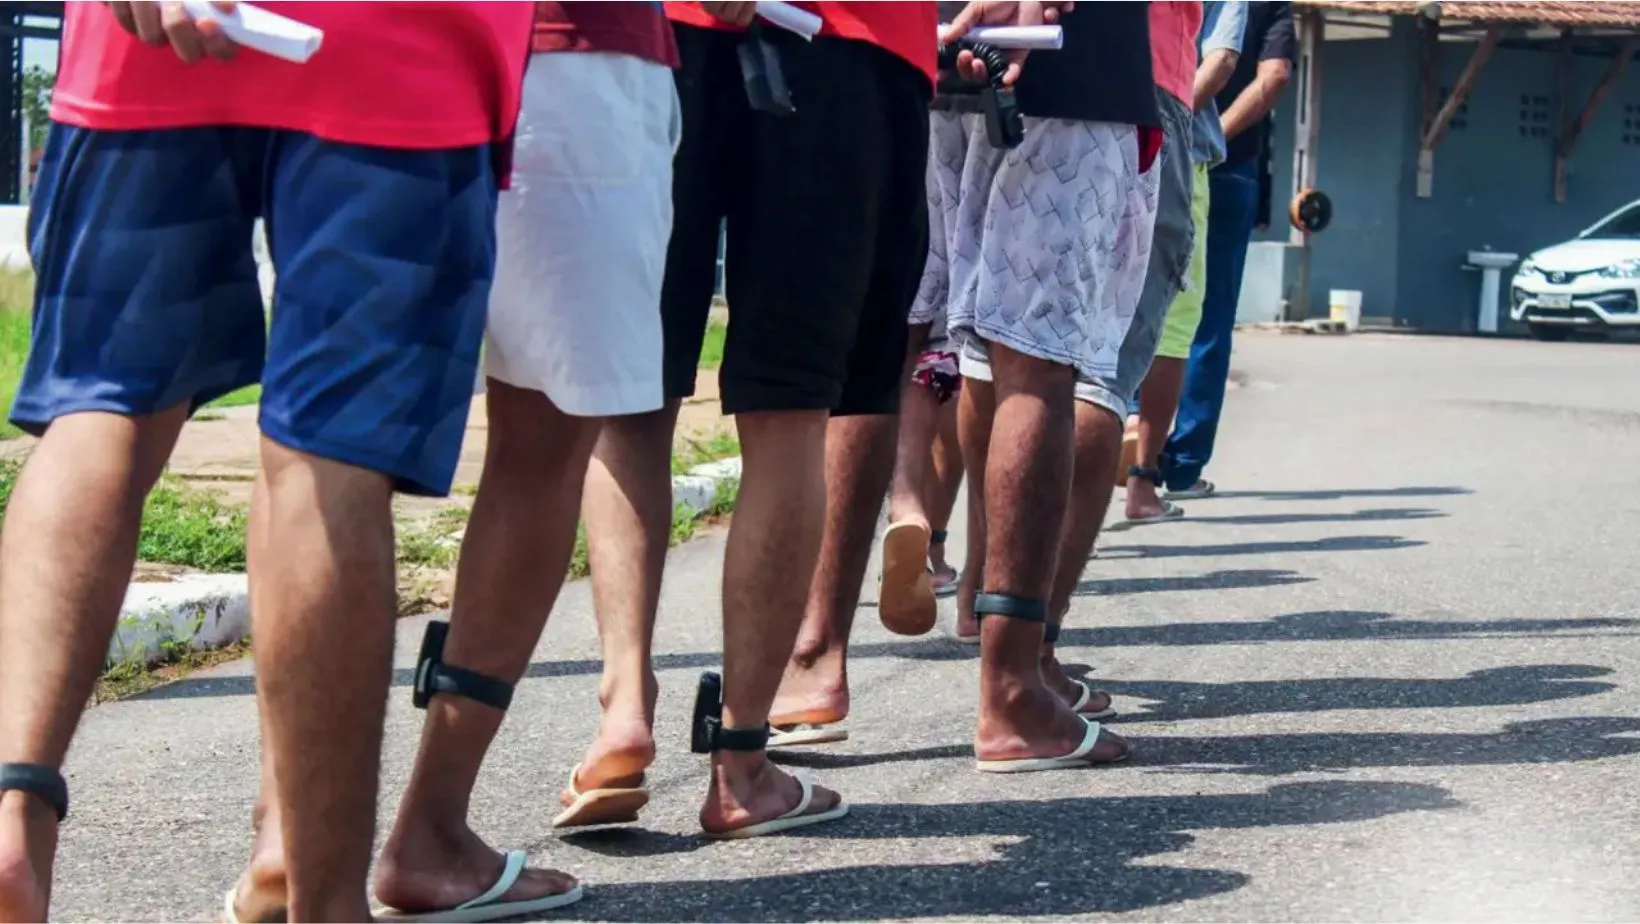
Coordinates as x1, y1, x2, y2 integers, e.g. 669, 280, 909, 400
1581, 203, 1640, 239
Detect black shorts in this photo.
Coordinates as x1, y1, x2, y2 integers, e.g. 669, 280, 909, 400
662, 24, 930, 417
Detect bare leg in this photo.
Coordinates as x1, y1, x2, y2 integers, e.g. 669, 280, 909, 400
770, 414, 898, 728
1125, 357, 1187, 519
971, 345, 1126, 764
926, 395, 964, 585
701, 410, 843, 834
250, 436, 401, 922
952, 380, 994, 641
879, 328, 938, 635
1042, 400, 1123, 716
370, 382, 596, 913
0, 408, 188, 922
572, 403, 681, 796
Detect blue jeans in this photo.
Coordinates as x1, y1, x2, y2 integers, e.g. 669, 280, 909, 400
1161, 157, 1259, 490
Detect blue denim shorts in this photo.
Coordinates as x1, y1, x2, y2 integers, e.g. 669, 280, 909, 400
16, 125, 497, 496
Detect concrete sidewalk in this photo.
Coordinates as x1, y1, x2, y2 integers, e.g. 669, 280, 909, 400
46, 331, 1640, 922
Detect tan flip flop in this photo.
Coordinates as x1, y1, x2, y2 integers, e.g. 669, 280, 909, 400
551, 764, 648, 829
879, 520, 936, 635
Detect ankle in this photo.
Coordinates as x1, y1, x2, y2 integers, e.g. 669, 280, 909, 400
788, 635, 844, 672
598, 668, 657, 720
709, 751, 772, 791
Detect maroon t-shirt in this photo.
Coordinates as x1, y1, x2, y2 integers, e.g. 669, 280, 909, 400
532, 2, 680, 68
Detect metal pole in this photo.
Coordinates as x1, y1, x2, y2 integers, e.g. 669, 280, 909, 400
18, 96, 27, 205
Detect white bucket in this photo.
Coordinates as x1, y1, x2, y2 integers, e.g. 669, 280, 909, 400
1329, 289, 1363, 331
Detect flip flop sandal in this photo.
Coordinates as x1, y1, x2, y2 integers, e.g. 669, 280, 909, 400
878, 520, 937, 635
1068, 679, 1118, 720
1167, 479, 1217, 500
931, 566, 961, 598
552, 764, 649, 829
701, 773, 851, 840
1120, 500, 1186, 528
769, 722, 849, 749
975, 719, 1128, 774
374, 850, 585, 923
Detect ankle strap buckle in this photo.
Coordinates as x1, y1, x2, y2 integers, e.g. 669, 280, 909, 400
690, 672, 770, 754
412, 620, 515, 713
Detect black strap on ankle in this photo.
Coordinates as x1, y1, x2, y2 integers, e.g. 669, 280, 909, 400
973, 593, 1046, 623
1044, 623, 1061, 645
0, 764, 68, 821
411, 620, 514, 712
690, 671, 770, 754
1127, 465, 1164, 487
930, 529, 949, 545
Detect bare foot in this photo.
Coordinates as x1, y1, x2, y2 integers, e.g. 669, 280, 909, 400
226, 800, 288, 923
770, 652, 849, 730
373, 820, 577, 916
1039, 647, 1113, 716
0, 791, 57, 924
1124, 477, 1172, 522
976, 673, 1127, 764
699, 754, 843, 836
574, 716, 654, 793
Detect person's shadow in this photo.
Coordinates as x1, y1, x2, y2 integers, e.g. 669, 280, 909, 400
1093, 664, 1616, 723
562, 780, 1459, 921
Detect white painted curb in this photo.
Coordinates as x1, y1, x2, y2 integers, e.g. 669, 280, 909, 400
107, 457, 744, 669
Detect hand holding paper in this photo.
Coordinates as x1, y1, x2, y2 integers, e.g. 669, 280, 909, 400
756, 1, 824, 39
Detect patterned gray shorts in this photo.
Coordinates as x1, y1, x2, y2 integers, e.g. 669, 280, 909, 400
910, 111, 1159, 383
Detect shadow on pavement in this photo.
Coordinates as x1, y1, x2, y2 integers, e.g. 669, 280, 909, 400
138, 612, 1640, 701
773, 716, 1640, 779
1094, 664, 1617, 722
1074, 568, 1313, 597
1101, 535, 1426, 559
1178, 507, 1448, 527
1211, 486, 1472, 502
560, 781, 1456, 921
1130, 716, 1640, 776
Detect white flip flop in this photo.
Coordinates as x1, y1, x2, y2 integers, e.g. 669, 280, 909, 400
702, 775, 849, 840
1069, 679, 1118, 720
374, 850, 586, 922
975, 720, 1126, 774
769, 723, 849, 749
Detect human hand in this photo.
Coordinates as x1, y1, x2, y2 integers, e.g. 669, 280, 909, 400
106, 1, 239, 63
940, 1, 1069, 86
700, 1, 759, 27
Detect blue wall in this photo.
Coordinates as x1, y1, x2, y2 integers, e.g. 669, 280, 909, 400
1260, 20, 1640, 332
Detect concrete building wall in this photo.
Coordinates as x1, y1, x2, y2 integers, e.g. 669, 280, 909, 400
1260, 21, 1640, 333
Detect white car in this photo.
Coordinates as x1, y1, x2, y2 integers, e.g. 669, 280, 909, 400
1510, 199, 1640, 340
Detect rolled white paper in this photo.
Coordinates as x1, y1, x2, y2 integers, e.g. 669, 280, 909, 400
181, 0, 324, 64
938, 24, 1064, 51
757, 1, 823, 39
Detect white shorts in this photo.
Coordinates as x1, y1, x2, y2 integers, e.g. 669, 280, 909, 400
912, 112, 1158, 383
484, 52, 682, 417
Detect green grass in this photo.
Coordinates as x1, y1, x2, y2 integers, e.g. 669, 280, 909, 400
0, 458, 249, 572
0, 272, 34, 440
672, 429, 740, 475
698, 318, 727, 371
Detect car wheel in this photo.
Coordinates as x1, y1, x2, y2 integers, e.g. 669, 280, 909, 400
1528, 323, 1573, 342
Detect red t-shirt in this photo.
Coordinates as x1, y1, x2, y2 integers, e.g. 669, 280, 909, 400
664, 1, 936, 85
533, 2, 679, 68
51, 2, 533, 152
1148, 1, 1201, 107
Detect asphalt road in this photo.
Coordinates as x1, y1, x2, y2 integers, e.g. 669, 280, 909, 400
53, 332, 1640, 922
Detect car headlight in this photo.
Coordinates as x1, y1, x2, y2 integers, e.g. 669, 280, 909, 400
1517, 259, 1540, 278
1598, 259, 1640, 279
